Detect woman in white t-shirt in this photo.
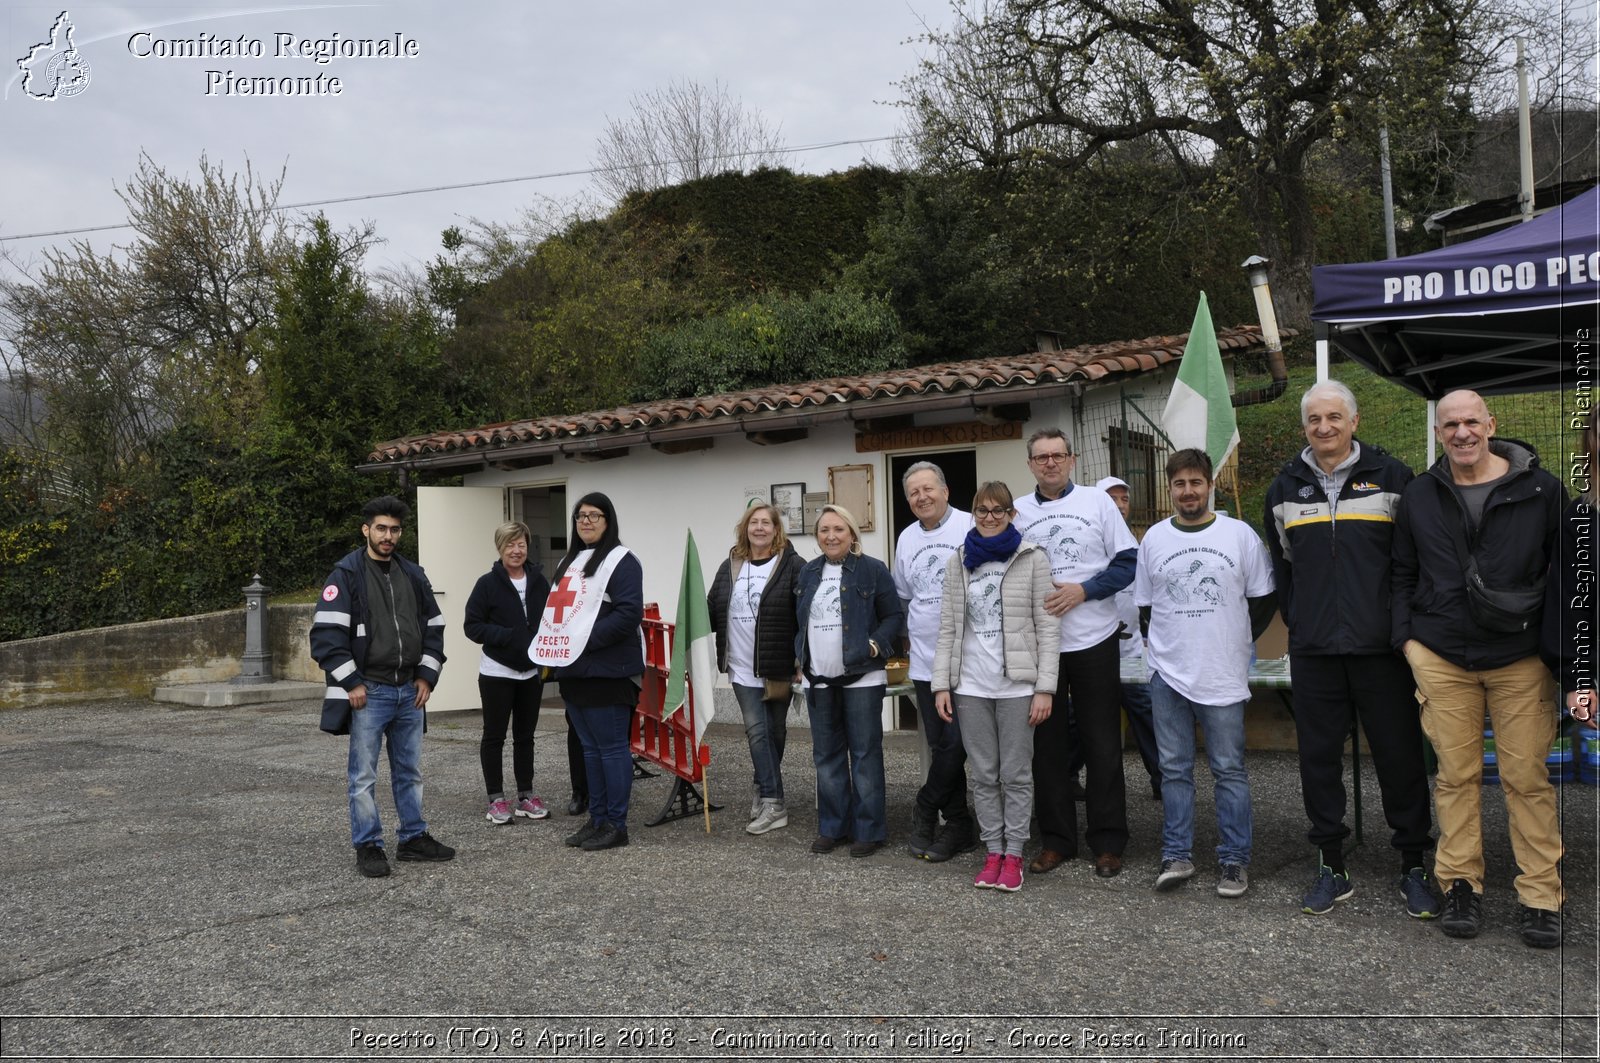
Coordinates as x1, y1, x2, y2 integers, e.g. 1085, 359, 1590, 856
463, 521, 551, 826
793, 505, 904, 858
933, 483, 1059, 892
707, 503, 802, 836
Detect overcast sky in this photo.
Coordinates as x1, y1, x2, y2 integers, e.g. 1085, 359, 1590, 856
0, 1, 944, 280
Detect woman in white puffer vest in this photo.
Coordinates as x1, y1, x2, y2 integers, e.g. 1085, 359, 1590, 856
933, 481, 1060, 892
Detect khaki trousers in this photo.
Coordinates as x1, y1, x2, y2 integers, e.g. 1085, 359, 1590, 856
1405, 641, 1563, 910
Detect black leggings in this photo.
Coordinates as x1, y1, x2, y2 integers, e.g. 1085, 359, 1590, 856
479, 675, 543, 796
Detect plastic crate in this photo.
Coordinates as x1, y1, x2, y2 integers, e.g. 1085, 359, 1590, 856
1579, 734, 1600, 785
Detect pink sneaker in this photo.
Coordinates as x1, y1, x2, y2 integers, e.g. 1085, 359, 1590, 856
514, 796, 550, 820
974, 852, 1003, 888
996, 854, 1024, 892
485, 798, 512, 825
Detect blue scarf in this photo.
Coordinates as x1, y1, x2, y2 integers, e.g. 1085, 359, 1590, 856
962, 524, 1022, 570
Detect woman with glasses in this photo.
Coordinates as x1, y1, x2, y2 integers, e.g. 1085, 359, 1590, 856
536, 493, 644, 852
794, 504, 904, 857
707, 502, 802, 835
463, 521, 551, 826
933, 482, 1059, 891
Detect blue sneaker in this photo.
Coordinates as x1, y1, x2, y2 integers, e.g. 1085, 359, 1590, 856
1301, 865, 1354, 915
1400, 867, 1441, 919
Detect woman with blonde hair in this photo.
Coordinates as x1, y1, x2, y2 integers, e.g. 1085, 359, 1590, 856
707, 502, 802, 835
933, 482, 1058, 891
464, 521, 551, 824
794, 504, 904, 857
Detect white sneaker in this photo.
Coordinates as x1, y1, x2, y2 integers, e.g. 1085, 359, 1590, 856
746, 800, 788, 835
485, 797, 512, 825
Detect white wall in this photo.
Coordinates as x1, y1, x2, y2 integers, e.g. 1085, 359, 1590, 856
436, 389, 1182, 606
423, 377, 1178, 711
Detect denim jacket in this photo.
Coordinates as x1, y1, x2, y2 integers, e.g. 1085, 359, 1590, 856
794, 551, 905, 678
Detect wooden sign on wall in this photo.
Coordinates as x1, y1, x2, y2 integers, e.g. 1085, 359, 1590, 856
855, 419, 1022, 453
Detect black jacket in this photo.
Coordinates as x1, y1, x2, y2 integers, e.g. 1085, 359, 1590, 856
1393, 439, 1566, 670
1542, 496, 1596, 697
1264, 440, 1412, 656
707, 544, 801, 680
310, 548, 445, 735
463, 559, 550, 673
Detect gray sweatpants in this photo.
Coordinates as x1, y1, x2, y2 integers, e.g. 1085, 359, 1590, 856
954, 694, 1036, 857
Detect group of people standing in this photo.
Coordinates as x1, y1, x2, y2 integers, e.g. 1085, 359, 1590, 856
308, 382, 1592, 953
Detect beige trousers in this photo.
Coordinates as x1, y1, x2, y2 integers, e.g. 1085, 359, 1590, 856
1405, 640, 1563, 911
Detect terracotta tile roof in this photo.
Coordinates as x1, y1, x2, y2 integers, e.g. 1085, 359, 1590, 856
366, 324, 1281, 469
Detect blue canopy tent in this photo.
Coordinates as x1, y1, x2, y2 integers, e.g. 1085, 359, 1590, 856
1312, 185, 1600, 398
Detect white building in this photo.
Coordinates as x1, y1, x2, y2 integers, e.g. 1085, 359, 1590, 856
363, 326, 1273, 714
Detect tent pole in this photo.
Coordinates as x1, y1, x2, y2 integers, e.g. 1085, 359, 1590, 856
1314, 322, 1329, 382
1426, 401, 1437, 466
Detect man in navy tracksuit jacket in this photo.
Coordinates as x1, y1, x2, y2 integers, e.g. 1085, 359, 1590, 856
1265, 381, 1434, 920
310, 495, 453, 878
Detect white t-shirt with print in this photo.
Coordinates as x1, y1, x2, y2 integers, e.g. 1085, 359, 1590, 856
1134, 515, 1274, 706
725, 556, 775, 687
805, 562, 886, 689
955, 559, 1034, 700
1013, 484, 1137, 652
893, 508, 972, 682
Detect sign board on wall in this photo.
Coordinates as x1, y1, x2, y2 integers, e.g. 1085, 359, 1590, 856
854, 419, 1022, 453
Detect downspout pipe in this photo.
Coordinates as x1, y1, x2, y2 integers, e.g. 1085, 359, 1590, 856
1233, 255, 1289, 407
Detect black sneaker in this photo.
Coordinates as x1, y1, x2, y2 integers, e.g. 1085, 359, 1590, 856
906, 807, 937, 858
566, 822, 601, 848
923, 819, 978, 863
1519, 906, 1562, 949
396, 832, 455, 862
1439, 879, 1482, 939
580, 823, 629, 851
355, 844, 390, 878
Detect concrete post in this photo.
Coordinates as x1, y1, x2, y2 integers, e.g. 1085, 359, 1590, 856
235, 574, 274, 684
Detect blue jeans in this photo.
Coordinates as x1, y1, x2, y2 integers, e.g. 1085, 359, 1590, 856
347, 681, 427, 848
567, 702, 634, 828
1149, 672, 1252, 865
733, 683, 789, 802
1120, 678, 1161, 789
806, 683, 887, 842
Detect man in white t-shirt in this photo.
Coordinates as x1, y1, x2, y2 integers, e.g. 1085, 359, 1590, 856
1135, 448, 1275, 899
1012, 429, 1138, 878
893, 461, 976, 862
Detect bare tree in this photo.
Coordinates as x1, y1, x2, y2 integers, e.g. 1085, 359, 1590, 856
592, 78, 785, 201
0, 153, 373, 490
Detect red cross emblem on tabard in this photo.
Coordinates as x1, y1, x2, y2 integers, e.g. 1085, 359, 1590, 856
547, 573, 581, 624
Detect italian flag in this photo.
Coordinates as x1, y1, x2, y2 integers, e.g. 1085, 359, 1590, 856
1161, 291, 1240, 470
664, 529, 717, 750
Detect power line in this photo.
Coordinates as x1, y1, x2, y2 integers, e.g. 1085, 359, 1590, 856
0, 135, 902, 244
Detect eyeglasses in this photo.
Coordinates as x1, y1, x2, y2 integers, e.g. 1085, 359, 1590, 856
973, 506, 1013, 518
575, 512, 606, 524
1029, 452, 1071, 465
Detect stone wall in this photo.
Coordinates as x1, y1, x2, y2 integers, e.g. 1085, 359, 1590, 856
0, 604, 318, 709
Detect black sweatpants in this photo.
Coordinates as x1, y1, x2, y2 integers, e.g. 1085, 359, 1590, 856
1289, 652, 1433, 856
